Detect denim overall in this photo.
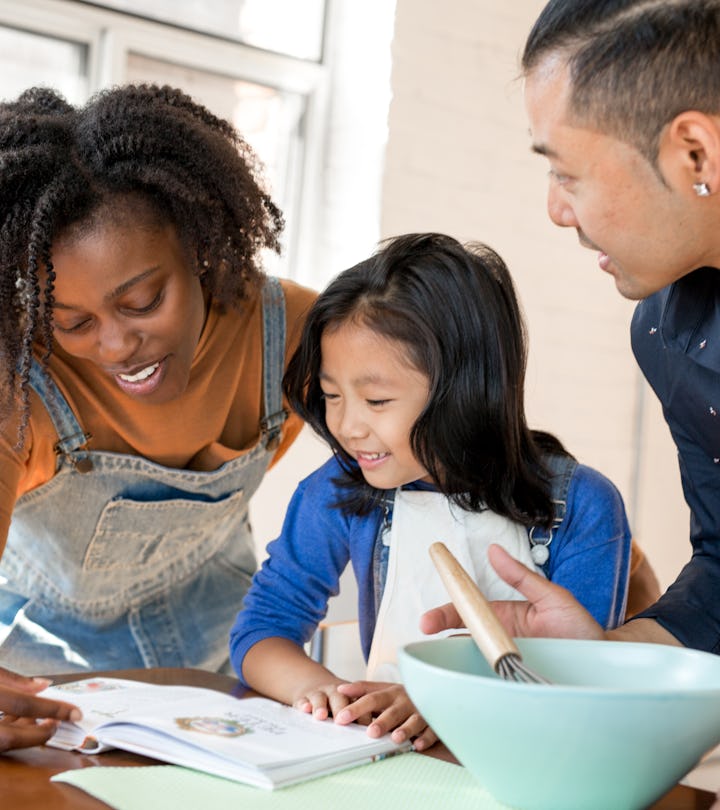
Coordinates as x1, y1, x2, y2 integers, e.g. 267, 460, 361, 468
0, 277, 286, 676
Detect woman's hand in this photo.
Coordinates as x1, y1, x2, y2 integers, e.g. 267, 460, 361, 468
420, 543, 605, 640
0, 668, 82, 753
333, 680, 437, 751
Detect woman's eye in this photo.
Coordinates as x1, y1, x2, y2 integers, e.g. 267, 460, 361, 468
125, 292, 162, 314
367, 399, 389, 407
55, 318, 91, 334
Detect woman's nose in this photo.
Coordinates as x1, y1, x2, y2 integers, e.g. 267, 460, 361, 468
95, 320, 141, 365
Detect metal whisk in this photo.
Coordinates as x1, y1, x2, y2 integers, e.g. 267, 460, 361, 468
429, 542, 550, 685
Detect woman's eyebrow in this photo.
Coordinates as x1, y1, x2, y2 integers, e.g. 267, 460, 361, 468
106, 266, 160, 300
53, 267, 160, 310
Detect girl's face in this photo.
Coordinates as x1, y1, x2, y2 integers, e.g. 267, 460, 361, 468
320, 320, 432, 489
49, 217, 206, 404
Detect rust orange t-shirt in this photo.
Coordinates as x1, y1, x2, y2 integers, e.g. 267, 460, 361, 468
0, 278, 317, 554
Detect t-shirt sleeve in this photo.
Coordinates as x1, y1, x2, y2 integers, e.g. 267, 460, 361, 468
546, 464, 632, 629
229, 456, 351, 684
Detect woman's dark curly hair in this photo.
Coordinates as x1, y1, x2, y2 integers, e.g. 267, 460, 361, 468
284, 232, 569, 528
0, 83, 284, 441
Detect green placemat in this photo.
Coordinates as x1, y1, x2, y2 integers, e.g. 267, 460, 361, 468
52, 752, 510, 809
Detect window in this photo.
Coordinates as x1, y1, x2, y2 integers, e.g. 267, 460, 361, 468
82, 0, 326, 61
0, 0, 327, 281
0, 0, 395, 290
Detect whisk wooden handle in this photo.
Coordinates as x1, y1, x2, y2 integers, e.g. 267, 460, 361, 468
429, 541, 520, 671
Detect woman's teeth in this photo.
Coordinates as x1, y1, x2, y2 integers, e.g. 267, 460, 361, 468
118, 362, 159, 383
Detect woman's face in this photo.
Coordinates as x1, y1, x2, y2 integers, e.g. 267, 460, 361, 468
49, 217, 207, 404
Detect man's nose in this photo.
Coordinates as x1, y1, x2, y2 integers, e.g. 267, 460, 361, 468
547, 183, 578, 228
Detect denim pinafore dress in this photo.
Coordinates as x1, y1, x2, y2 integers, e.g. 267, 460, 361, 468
0, 278, 286, 676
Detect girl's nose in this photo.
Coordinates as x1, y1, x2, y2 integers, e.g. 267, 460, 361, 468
338, 405, 369, 440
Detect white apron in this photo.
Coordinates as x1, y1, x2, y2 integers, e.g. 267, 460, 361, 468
365, 489, 544, 682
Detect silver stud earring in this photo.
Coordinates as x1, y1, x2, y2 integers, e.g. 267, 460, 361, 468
693, 182, 711, 197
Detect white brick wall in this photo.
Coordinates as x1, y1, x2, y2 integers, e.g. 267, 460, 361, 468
382, 0, 689, 589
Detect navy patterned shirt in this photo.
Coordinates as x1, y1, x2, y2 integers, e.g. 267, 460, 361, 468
631, 266, 720, 652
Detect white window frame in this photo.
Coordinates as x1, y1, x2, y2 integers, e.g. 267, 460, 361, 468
0, 0, 329, 284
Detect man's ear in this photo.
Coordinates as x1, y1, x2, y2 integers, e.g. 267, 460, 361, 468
660, 111, 720, 194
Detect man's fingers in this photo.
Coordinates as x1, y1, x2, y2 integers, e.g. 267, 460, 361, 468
487, 543, 557, 603
419, 603, 464, 635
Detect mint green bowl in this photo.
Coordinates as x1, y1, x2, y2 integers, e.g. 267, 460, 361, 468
398, 637, 720, 810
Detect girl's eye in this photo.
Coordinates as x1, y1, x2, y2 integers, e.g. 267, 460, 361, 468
321, 391, 339, 401
367, 399, 389, 407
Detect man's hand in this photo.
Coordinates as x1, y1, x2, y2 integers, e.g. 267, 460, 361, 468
420, 543, 605, 640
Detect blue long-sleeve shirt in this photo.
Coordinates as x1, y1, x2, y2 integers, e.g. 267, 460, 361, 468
230, 455, 631, 684
631, 266, 720, 652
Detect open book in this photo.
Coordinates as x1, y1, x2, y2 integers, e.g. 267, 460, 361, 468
41, 677, 411, 789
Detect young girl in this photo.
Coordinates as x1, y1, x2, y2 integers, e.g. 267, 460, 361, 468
230, 232, 637, 750
0, 83, 316, 693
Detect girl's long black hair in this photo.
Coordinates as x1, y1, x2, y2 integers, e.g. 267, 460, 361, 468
283, 232, 569, 528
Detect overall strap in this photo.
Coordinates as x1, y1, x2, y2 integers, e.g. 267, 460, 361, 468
28, 359, 92, 459
372, 489, 397, 619
528, 453, 578, 569
259, 276, 287, 450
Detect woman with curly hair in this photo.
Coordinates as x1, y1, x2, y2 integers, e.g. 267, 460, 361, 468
0, 83, 315, 749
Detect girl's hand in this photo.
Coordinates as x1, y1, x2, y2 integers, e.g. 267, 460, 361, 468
0, 668, 82, 753
420, 543, 605, 641
292, 681, 354, 722
333, 681, 437, 752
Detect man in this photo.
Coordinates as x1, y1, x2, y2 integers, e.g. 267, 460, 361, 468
423, 0, 720, 652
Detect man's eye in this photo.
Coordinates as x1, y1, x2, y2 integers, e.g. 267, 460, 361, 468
549, 169, 570, 185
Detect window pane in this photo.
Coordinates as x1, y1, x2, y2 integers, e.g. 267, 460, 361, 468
90, 0, 325, 61
0, 26, 89, 103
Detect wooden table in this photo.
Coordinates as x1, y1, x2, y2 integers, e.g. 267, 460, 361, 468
0, 668, 715, 809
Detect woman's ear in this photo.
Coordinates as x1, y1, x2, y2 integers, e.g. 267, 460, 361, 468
659, 111, 720, 195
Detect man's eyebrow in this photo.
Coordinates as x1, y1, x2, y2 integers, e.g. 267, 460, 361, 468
53, 267, 160, 310
530, 142, 558, 159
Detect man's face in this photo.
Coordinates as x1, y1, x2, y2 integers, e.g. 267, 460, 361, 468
524, 56, 707, 300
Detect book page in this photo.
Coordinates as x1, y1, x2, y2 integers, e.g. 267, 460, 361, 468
41, 677, 408, 786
